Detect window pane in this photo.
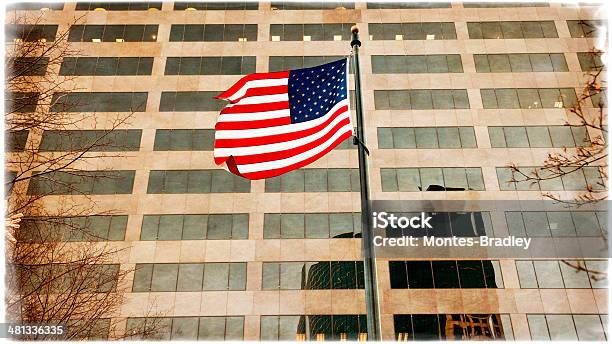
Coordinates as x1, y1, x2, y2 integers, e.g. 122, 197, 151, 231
151, 264, 178, 291
526, 126, 552, 147
437, 127, 461, 148
305, 213, 329, 238
496, 89, 519, 108
533, 261, 564, 288
415, 128, 437, 148
203, 263, 229, 290
547, 315, 578, 341
504, 127, 529, 147
177, 264, 204, 291
528, 315, 550, 340
281, 214, 304, 239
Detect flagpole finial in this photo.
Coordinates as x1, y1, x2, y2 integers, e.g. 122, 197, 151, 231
350, 26, 361, 48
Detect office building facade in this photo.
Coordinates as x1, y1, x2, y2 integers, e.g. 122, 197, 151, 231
5, 1, 608, 341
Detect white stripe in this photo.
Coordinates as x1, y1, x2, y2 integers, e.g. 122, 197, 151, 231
235, 123, 354, 174
225, 78, 288, 102
215, 99, 349, 139
214, 110, 351, 157
233, 93, 288, 105
217, 109, 290, 122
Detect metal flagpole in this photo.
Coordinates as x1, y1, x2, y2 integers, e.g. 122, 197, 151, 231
350, 25, 381, 341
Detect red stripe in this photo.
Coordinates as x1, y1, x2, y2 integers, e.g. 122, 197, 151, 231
216, 71, 289, 101
242, 85, 288, 98
236, 131, 354, 180
215, 116, 291, 130
228, 117, 351, 165
214, 104, 349, 148
220, 101, 289, 115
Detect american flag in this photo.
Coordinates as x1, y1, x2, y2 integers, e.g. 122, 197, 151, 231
214, 58, 354, 180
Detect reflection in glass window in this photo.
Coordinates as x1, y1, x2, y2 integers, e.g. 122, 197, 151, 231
262, 261, 364, 290
516, 260, 607, 289
394, 314, 511, 340
261, 315, 367, 341
496, 166, 604, 191
389, 260, 503, 289
264, 213, 361, 238
381, 168, 485, 191
528, 314, 607, 341
567, 20, 606, 38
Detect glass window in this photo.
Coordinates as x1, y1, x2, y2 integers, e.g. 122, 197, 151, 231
567, 20, 605, 38
533, 260, 564, 288
496, 89, 520, 108
27, 170, 135, 195
516, 261, 538, 288
468, 21, 557, 39
39, 130, 141, 152
369, 22, 456, 40
174, 1, 256, 10
547, 315, 578, 340
528, 315, 550, 340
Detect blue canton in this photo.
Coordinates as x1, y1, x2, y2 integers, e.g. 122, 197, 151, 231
288, 59, 348, 124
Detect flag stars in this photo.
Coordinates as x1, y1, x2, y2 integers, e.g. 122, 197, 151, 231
288, 59, 348, 123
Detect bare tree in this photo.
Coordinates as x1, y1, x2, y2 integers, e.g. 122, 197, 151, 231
5, 10, 158, 340
505, 21, 607, 205
505, 21, 607, 281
